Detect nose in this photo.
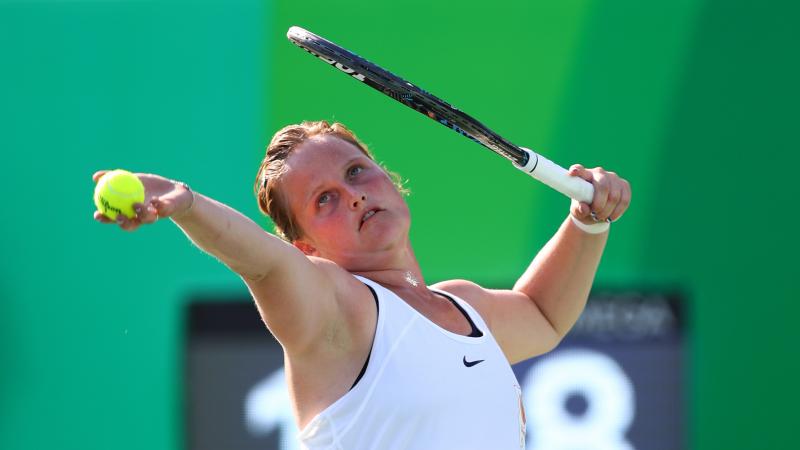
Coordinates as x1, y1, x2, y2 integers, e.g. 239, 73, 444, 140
348, 189, 367, 210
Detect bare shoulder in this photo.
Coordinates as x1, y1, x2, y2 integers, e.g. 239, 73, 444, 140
430, 279, 495, 327
307, 256, 374, 302
431, 278, 485, 298
305, 256, 349, 286
306, 256, 378, 337
432, 278, 561, 363
244, 254, 373, 355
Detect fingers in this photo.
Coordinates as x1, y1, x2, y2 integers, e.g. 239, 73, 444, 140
568, 165, 632, 223
589, 169, 611, 219
115, 214, 141, 232
567, 164, 589, 180
595, 171, 617, 221
94, 211, 114, 223
94, 202, 155, 231
149, 196, 184, 219
608, 180, 632, 222
92, 169, 170, 231
570, 199, 592, 221
595, 173, 630, 222
92, 170, 109, 183
133, 202, 159, 224
93, 194, 172, 233
130, 197, 174, 223
93, 211, 139, 231
568, 164, 607, 220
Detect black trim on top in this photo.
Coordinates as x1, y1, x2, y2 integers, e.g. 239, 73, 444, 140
436, 292, 484, 338
350, 284, 379, 390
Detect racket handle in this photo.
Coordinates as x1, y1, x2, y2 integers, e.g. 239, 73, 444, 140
515, 147, 595, 203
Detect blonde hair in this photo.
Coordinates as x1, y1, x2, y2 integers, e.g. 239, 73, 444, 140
254, 120, 407, 242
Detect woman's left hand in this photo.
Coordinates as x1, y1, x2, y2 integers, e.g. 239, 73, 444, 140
567, 165, 631, 224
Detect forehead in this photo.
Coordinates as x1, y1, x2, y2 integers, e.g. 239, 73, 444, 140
279, 135, 371, 202
285, 134, 366, 173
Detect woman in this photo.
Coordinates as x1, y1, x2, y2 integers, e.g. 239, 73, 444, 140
94, 120, 631, 449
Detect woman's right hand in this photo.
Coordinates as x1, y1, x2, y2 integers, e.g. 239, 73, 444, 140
92, 170, 194, 232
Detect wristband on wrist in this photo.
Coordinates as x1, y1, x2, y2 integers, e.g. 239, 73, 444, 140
570, 213, 610, 234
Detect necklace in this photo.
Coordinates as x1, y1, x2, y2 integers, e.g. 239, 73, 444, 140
404, 271, 420, 287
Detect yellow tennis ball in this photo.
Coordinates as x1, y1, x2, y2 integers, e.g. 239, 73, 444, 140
93, 169, 145, 220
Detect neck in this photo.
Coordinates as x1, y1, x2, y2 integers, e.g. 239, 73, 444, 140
347, 241, 427, 292
353, 266, 426, 291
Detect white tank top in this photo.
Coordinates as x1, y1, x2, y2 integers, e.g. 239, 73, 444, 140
298, 275, 526, 450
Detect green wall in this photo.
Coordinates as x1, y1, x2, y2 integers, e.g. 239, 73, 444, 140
1, 1, 268, 448
1, 0, 798, 449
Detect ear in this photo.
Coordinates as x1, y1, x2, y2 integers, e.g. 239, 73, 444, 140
293, 240, 318, 257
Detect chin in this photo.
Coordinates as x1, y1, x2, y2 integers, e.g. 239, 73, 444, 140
362, 217, 408, 248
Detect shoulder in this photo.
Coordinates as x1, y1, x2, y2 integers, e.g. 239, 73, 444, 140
431, 278, 484, 296
307, 256, 378, 330
432, 279, 561, 362
430, 279, 495, 327
307, 256, 373, 298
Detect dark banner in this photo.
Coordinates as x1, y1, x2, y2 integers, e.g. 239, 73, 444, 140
185, 290, 684, 450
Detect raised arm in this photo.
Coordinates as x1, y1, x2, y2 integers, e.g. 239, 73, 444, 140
514, 164, 630, 335
92, 171, 345, 353
434, 165, 630, 364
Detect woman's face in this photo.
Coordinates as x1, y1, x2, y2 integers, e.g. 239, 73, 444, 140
280, 134, 411, 267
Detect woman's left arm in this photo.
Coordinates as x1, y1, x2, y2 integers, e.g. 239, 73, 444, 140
434, 165, 630, 363
513, 164, 631, 337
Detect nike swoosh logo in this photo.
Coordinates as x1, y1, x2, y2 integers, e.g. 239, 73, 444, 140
463, 356, 485, 367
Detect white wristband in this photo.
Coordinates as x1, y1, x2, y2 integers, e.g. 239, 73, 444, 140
570, 214, 610, 234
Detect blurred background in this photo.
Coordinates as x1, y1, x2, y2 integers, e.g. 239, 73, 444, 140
1, 0, 798, 449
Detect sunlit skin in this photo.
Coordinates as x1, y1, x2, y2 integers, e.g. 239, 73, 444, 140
281, 135, 432, 298
92, 128, 631, 431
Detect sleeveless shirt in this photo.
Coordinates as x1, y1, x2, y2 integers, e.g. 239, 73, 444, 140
298, 275, 526, 450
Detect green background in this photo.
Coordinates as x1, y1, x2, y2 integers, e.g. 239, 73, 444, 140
1, 0, 797, 448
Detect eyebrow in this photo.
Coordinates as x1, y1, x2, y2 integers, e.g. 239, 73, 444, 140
304, 156, 365, 207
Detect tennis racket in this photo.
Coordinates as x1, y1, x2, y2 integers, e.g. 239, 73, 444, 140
286, 26, 594, 203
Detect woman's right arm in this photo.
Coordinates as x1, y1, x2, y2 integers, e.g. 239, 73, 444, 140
172, 191, 349, 353
171, 190, 295, 282
93, 171, 345, 353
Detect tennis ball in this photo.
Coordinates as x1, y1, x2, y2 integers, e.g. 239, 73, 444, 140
93, 169, 145, 221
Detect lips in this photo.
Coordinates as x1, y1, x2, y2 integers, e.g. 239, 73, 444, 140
359, 208, 382, 230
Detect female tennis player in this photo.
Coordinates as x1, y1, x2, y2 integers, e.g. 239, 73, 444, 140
93, 120, 630, 449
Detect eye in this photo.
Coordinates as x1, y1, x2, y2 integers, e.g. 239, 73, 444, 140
317, 192, 331, 206
347, 165, 363, 178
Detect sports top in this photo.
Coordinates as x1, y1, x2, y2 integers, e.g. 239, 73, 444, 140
298, 275, 526, 450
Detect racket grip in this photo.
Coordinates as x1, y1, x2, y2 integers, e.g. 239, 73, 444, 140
515, 147, 595, 203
